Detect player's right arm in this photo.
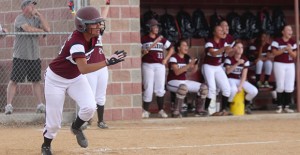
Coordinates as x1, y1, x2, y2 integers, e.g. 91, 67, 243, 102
207, 47, 225, 57
271, 40, 285, 56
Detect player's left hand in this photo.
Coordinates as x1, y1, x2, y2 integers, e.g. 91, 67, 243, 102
237, 86, 243, 93
106, 50, 127, 66
162, 58, 168, 65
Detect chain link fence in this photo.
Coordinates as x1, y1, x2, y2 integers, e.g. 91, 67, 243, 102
0, 0, 98, 124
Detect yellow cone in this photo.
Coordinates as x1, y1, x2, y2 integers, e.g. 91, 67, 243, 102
230, 89, 245, 115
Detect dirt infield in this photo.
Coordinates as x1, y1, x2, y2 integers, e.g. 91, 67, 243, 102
1, 113, 300, 155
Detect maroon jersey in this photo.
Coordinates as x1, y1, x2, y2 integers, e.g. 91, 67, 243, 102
224, 34, 235, 47
271, 38, 297, 63
204, 38, 229, 66
49, 30, 97, 79
221, 34, 235, 62
87, 35, 106, 63
141, 35, 172, 63
224, 56, 250, 79
248, 43, 271, 58
167, 53, 190, 82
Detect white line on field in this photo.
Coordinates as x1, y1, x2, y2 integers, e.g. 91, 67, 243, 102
36, 126, 187, 132
91, 140, 300, 152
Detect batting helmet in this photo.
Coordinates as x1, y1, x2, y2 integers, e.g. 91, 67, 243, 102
75, 6, 105, 33
146, 19, 160, 27
145, 19, 160, 34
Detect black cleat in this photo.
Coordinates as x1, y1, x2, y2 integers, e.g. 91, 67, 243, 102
41, 145, 52, 155
97, 121, 109, 129
71, 126, 88, 148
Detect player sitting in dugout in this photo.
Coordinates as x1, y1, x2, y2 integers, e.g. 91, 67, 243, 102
166, 39, 208, 117
224, 42, 258, 114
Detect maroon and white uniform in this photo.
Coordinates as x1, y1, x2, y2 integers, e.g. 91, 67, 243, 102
141, 35, 172, 102
44, 30, 97, 139
271, 38, 297, 93
224, 34, 235, 47
86, 35, 108, 106
249, 43, 273, 75
222, 34, 235, 62
224, 56, 258, 102
166, 54, 203, 94
202, 39, 230, 99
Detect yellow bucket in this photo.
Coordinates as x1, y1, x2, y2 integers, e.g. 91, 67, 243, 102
230, 89, 245, 115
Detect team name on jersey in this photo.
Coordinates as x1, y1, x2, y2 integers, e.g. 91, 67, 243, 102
142, 42, 164, 51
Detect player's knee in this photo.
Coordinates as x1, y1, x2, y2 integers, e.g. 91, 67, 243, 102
176, 84, 188, 99
276, 88, 284, 93
231, 87, 238, 94
223, 89, 231, 97
252, 88, 258, 96
155, 90, 166, 97
199, 83, 208, 99
80, 106, 96, 120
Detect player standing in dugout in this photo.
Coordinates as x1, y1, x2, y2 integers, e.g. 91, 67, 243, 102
141, 19, 174, 118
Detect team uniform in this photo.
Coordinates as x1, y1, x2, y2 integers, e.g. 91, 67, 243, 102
41, 6, 127, 155
224, 56, 258, 102
86, 35, 109, 128
224, 34, 235, 47
248, 43, 273, 87
141, 34, 172, 116
271, 37, 296, 112
167, 53, 207, 116
221, 34, 235, 62
44, 30, 97, 140
203, 38, 231, 100
167, 54, 202, 93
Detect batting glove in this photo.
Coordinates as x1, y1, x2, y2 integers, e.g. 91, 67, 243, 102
106, 50, 127, 66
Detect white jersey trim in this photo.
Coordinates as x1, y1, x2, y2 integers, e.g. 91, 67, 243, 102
66, 44, 93, 65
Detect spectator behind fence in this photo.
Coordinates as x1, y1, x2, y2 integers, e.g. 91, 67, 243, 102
0, 24, 8, 39
4, 0, 50, 114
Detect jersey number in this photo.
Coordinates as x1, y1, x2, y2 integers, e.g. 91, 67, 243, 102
157, 53, 163, 59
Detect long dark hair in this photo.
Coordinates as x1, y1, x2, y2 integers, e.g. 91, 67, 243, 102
174, 39, 187, 53
254, 31, 269, 47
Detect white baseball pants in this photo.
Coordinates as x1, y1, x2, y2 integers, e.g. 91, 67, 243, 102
142, 63, 166, 102
228, 78, 258, 102
86, 67, 108, 106
273, 62, 295, 93
202, 64, 231, 98
43, 68, 96, 139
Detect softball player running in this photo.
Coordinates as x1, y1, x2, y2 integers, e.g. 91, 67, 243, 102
271, 25, 296, 113
166, 39, 208, 117
41, 6, 126, 155
224, 42, 258, 114
202, 25, 231, 116
141, 19, 174, 118
248, 32, 273, 88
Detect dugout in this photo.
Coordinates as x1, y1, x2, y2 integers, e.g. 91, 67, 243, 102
140, 0, 300, 114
